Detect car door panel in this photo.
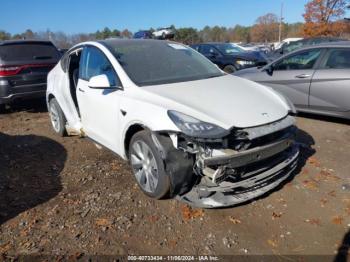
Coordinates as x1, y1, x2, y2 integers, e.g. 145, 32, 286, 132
309, 48, 350, 112
257, 70, 314, 108
252, 48, 323, 109
310, 70, 350, 112
76, 46, 122, 153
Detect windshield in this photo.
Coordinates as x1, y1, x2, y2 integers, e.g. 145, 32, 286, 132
214, 43, 244, 54
103, 40, 224, 86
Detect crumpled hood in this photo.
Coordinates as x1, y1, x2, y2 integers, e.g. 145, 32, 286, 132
140, 75, 290, 129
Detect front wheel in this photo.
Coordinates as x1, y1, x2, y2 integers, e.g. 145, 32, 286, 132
48, 98, 67, 136
223, 65, 237, 74
129, 130, 170, 199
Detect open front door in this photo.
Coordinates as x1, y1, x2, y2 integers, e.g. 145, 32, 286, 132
76, 45, 123, 153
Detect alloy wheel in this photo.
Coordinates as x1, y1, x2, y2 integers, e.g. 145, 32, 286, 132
130, 140, 159, 193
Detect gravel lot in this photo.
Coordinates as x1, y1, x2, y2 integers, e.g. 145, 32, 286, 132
0, 99, 349, 260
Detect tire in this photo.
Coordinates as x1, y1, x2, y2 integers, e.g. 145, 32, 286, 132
48, 98, 67, 137
223, 65, 237, 74
129, 130, 171, 199
0, 104, 6, 114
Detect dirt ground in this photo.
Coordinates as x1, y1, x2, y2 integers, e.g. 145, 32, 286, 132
0, 99, 349, 260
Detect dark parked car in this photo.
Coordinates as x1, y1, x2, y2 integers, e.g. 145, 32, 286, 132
0, 40, 61, 111
133, 30, 153, 39
234, 41, 350, 120
270, 37, 348, 60
191, 43, 268, 73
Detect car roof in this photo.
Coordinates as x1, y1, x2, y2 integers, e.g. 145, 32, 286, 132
294, 41, 350, 50
0, 40, 54, 46
267, 41, 350, 65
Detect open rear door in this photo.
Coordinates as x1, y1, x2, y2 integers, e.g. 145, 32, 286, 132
53, 49, 83, 134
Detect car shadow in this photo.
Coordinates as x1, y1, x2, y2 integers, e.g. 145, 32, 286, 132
0, 132, 66, 225
334, 229, 350, 262
1, 98, 48, 114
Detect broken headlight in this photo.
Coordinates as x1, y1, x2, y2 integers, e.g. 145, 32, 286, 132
167, 110, 229, 138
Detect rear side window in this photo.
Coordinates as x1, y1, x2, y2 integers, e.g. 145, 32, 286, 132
0, 43, 60, 62
274, 49, 322, 71
322, 49, 350, 69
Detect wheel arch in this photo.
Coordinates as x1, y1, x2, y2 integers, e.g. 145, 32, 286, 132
124, 123, 147, 159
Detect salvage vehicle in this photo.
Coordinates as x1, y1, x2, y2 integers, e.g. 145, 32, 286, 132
152, 27, 175, 39
133, 30, 153, 39
191, 43, 268, 73
235, 42, 350, 120
0, 40, 61, 112
47, 39, 299, 208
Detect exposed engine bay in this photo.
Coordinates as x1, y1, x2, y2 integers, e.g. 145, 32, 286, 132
153, 115, 299, 208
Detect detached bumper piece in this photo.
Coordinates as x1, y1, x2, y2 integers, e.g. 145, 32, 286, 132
176, 142, 299, 208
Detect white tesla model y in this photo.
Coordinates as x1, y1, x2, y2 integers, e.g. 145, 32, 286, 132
46, 39, 299, 208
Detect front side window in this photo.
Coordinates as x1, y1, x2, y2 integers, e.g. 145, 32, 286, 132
80, 46, 120, 86
322, 49, 350, 69
274, 49, 322, 71
104, 41, 224, 86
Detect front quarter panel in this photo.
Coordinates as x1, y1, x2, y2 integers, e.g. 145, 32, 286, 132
118, 92, 180, 159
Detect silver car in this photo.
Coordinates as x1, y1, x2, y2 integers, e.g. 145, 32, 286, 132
235, 41, 350, 120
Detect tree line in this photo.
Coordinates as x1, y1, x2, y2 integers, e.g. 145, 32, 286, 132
0, 21, 306, 48
0, 0, 349, 48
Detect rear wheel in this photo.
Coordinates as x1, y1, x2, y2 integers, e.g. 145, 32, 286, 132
223, 65, 237, 74
48, 98, 67, 136
129, 130, 170, 199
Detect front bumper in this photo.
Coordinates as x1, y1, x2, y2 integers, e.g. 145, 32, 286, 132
176, 144, 299, 208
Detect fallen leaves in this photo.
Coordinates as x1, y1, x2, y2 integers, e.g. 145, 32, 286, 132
307, 157, 321, 167
148, 215, 159, 223
314, 170, 340, 182
267, 239, 278, 248
0, 242, 11, 253
328, 190, 337, 197
331, 216, 343, 225
272, 212, 283, 220
320, 198, 328, 207
304, 218, 321, 226
95, 218, 113, 227
181, 205, 204, 221
229, 216, 242, 224
302, 180, 318, 190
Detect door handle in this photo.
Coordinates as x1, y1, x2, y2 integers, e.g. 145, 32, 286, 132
295, 74, 310, 79
78, 88, 85, 93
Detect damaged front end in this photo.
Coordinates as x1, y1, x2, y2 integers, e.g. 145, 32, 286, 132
156, 115, 299, 208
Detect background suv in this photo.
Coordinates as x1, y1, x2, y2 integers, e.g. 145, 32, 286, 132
0, 40, 60, 112
191, 43, 268, 73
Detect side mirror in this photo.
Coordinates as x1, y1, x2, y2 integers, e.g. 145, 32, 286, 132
88, 74, 113, 89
